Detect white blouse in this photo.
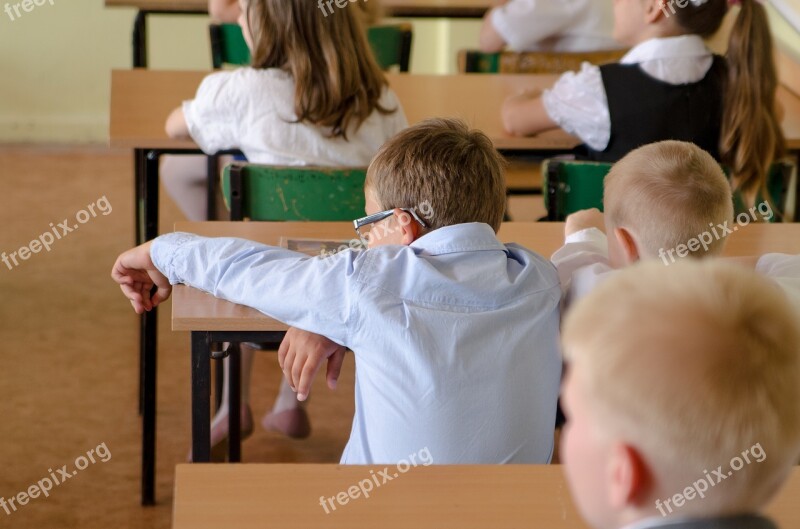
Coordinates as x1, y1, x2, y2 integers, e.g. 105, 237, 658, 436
183, 68, 408, 166
490, 0, 620, 52
542, 35, 716, 151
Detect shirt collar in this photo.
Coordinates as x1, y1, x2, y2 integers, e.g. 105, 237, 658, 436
409, 223, 507, 256
620, 35, 711, 65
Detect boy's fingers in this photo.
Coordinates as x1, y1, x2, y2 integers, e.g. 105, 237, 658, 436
297, 356, 325, 401
326, 348, 346, 390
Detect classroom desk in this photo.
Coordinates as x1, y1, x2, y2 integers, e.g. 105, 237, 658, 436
104, 0, 491, 68
172, 221, 800, 466
171, 464, 800, 529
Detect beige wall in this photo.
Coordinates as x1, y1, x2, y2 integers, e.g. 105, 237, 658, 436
0, 0, 795, 145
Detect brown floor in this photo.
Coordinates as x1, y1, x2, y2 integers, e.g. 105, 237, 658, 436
0, 145, 546, 528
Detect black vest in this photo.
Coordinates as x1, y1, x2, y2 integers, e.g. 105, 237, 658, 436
586, 55, 726, 162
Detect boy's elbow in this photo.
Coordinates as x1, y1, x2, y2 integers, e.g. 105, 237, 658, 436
501, 102, 523, 136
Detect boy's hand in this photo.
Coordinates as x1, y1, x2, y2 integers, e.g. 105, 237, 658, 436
111, 242, 172, 314
278, 328, 347, 401
565, 208, 606, 237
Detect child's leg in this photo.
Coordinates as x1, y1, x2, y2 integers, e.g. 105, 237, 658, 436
160, 155, 210, 222
262, 377, 311, 439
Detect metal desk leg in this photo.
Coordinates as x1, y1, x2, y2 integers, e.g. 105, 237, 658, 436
133, 11, 148, 68
140, 150, 161, 505
136, 148, 146, 416
228, 344, 241, 462
192, 332, 212, 463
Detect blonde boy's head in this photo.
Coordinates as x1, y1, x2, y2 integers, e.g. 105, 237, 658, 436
560, 260, 800, 528
366, 118, 507, 232
604, 141, 733, 261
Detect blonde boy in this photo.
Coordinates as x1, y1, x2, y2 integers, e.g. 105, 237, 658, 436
560, 260, 800, 529
552, 141, 799, 310
112, 118, 563, 465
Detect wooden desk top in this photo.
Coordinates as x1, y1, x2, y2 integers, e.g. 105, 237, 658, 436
109, 70, 577, 151
104, 0, 490, 18
170, 221, 800, 332
109, 69, 800, 151
171, 464, 800, 529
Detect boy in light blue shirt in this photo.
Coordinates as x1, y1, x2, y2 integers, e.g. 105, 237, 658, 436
111, 118, 562, 464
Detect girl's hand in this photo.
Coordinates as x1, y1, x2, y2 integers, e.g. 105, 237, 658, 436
278, 328, 347, 401
111, 242, 172, 314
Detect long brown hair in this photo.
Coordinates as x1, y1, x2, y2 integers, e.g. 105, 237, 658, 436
673, 0, 786, 208
244, 0, 394, 139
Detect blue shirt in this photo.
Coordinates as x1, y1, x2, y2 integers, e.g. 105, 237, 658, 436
152, 223, 562, 464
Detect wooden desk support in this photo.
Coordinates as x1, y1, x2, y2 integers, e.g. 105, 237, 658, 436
172, 464, 800, 529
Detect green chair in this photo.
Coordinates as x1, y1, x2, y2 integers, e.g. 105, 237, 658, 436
543, 160, 612, 221
457, 48, 627, 74
543, 159, 798, 222
221, 163, 367, 221
210, 23, 413, 72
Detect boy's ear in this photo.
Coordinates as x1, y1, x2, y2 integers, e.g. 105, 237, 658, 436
613, 227, 641, 265
607, 443, 651, 510
393, 209, 423, 246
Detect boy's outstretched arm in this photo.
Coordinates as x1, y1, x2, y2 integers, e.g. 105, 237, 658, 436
111, 241, 173, 314
278, 328, 347, 401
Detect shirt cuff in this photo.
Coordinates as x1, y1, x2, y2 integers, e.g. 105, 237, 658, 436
151, 232, 200, 285
564, 227, 607, 246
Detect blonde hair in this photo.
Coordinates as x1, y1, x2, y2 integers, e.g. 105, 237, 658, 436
563, 260, 800, 514
604, 141, 733, 258
670, 0, 786, 207
244, 0, 394, 139
366, 118, 507, 232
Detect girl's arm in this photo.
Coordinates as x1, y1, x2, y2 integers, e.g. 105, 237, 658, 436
165, 107, 190, 139
479, 8, 507, 53
501, 90, 558, 137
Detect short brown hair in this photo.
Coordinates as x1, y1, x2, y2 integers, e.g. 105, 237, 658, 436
244, 0, 395, 139
604, 141, 733, 258
563, 260, 800, 514
366, 118, 507, 231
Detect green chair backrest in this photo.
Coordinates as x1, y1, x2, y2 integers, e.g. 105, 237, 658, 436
366, 23, 413, 72
544, 160, 612, 221
210, 23, 412, 72
544, 159, 798, 223
210, 23, 251, 69
222, 164, 367, 221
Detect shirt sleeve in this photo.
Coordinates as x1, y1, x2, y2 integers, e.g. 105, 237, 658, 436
550, 228, 613, 308
151, 232, 361, 345
542, 63, 611, 151
490, 0, 578, 51
755, 253, 800, 317
182, 70, 245, 155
